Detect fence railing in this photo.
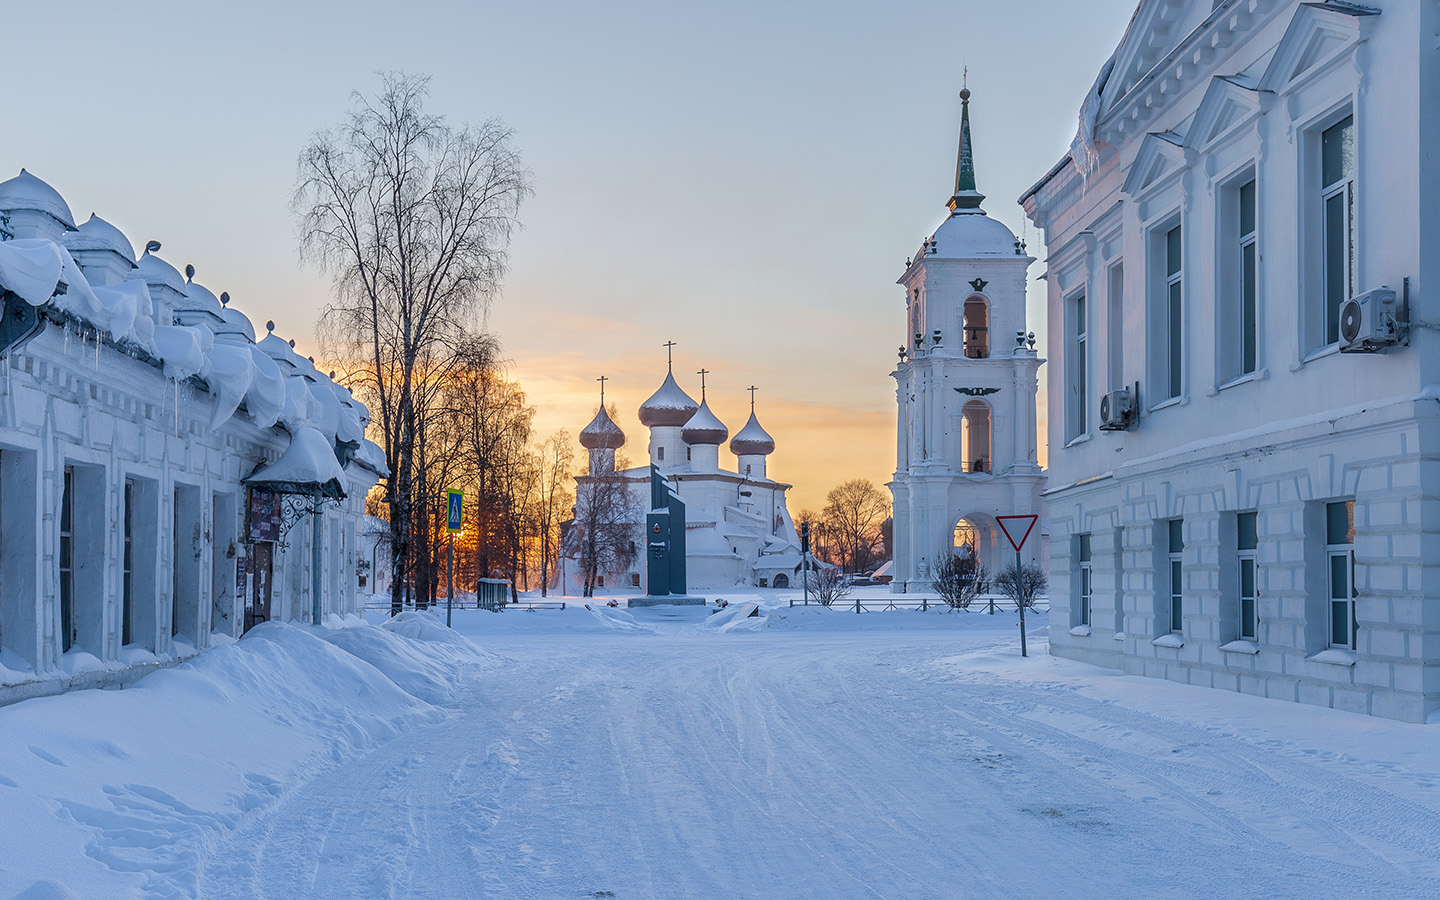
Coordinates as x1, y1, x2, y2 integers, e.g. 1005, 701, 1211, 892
789, 593, 1050, 614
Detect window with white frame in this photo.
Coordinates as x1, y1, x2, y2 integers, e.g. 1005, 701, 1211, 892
1149, 222, 1184, 404
1220, 176, 1259, 382
1077, 533, 1092, 627
1326, 500, 1355, 649
1167, 518, 1183, 634
1106, 263, 1124, 389
1237, 511, 1258, 641
1067, 291, 1087, 439
1321, 115, 1355, 347
1164, 226, 1183, 400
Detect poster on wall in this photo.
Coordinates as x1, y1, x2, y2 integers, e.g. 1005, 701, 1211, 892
247, 488, 282, 543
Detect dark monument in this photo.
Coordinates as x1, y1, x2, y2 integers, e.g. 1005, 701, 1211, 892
631, 465, 705, 607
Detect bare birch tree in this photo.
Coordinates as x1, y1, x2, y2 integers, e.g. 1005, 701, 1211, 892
295, 72, 532, 615
533, 431, 574, 597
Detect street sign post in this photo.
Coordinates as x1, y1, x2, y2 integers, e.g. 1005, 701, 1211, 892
446, 490, 463, 627
996, 514, 1039, 657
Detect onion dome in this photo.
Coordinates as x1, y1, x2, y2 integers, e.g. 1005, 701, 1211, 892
730, 410, 775, 456
62, 214, 136, 263
137, 248, 186, 293
0, 169, 77, 230
579, 405, 626, 450
681, 399, 728, 445
638, 370, 699, 427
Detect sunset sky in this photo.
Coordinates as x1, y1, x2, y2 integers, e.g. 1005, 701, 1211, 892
3, 0, 1138, 513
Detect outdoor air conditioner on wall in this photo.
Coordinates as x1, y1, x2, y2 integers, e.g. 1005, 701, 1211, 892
1099, 388, 1136, 431
1339, 288, 1400, 352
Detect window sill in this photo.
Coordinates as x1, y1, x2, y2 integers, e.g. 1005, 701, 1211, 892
1148, 396, 1183, 414
1069, 624, 1093, 636
1219, 639, 1260, 655
1152, 633, 1184, 649
1306, 648, 1357, 667
1114, 631, 1126, 641
1291, 343, 1340, 372
1064, 433, 1092, 449
1216, 368, 1270, 393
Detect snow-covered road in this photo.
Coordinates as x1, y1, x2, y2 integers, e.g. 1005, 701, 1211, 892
190, 607, 1440, 900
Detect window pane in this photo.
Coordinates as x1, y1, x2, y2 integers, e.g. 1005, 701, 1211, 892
1325, 193, 1347, 344
1241, 558, 1255, 597
1169, 519, 1184, 552
1240, 595, 1256, 640
1331, 599, 1350, 647
1239, 180, 1257, 236
1322, 116, 1354, 188
1327, 501, 1355, 545
1242, 241, 1257, 374
1075, 294, 1086, 335
1330, 553, 1350, 600
1081, 569, 1091, 599
1238, 512, 1257, 550
1078, 534, 1091, 562
61, 469, 73, 533
1168, 281, 1182, 398
1166, 225, 1182, 277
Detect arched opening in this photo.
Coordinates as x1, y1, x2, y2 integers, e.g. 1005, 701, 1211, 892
961, 400, 992, 474
774, 572, 790, 589
952, 513, 1000, 579
963, 295, 989, 359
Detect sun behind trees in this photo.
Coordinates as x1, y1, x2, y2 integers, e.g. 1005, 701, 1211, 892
294, 71, 535, 611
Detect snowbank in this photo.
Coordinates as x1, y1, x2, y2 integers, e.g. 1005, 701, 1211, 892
321, 612, 497, 704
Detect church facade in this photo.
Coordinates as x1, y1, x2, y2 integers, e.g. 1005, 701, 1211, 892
557, 363, 803, 594
1022, 0, 1439, 722
889, 89, 1046, 594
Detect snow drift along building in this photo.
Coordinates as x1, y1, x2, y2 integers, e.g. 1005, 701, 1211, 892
0, 169, 386, 704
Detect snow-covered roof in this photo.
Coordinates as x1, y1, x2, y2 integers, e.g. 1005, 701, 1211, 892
730, 410, 775, 456
137, 248, 186, 293
214, 305, 257, 341
681, 399, 728, 445
579, 405, 625, 450
62, 214, 136, 264
638, 370, 699, 427
177, 278, 223, 316
927, 212, 1021, 259
0, 169, 77, 230
244, 426, 347, 499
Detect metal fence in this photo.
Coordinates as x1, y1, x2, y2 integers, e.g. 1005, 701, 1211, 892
789, 593, 1049, 614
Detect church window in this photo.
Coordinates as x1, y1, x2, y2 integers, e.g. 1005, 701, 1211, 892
963, 296, 989, 358
1237, 511, 1258, 641
1320, 115, 1355, 348
1220, 175, 1259, 383
1148, 221, 1183, 404
1076, 533, 1092, 628
1326, 501, 1355, 649
1066, 291, 1087, 440
960, 401, 991, 474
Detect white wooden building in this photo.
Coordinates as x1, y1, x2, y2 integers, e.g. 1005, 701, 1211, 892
1021, 0, 1438, 722
0, 170, 386, 704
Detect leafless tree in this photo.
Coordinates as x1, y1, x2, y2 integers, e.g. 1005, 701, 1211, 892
810, 566, 852, 606
295, 71, 532, 615
533, 431, 574, 596
819, 479, 890, 574
932, 557, 988, 610
574, 461, 640, 598
994, 562, 1047, 611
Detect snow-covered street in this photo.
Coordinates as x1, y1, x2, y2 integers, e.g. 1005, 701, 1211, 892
4, 600, 1440, 899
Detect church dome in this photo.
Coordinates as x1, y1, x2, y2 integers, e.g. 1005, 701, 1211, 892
62, 214, 136, 263
0, 169, 77, 230
927, 213, 1020, 259
729, 411, 775, 456
638, 371, 699, 427
579, 405, 625, 450
681, 399, 728, 445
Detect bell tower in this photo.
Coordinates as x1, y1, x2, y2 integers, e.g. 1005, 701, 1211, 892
888, 86, 1046, 594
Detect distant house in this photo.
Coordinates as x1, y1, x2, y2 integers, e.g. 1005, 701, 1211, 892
0, 170, 386, 704
1023, 0, 1436, 722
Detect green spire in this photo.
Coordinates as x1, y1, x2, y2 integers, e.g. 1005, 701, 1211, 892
948, 86, 986, 215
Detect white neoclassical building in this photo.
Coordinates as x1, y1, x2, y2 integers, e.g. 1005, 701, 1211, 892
557, 359, 804, 594
889, 89, 1046, 593
1022, 0, 1439, 722
0, 170, 385, 704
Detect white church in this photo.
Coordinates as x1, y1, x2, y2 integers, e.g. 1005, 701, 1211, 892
556, 356, 804, 594
889, 87, 1047, 594
1023, 0, 1439, 722
0, 169, 385, 705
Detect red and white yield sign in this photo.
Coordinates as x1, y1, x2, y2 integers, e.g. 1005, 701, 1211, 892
996, 515, 1038, 552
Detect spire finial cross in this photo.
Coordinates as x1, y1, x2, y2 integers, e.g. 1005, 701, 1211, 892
597, 374, 608, 405
663, 340, 677, 372
697, 368, 710, 401
747, 385, 758, 412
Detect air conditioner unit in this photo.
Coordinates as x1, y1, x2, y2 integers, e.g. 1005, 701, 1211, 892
1099, 388, 1135, 431
1339, 288, 1399, 352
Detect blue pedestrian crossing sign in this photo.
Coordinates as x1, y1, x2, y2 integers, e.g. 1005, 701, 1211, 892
446, 489, 463, 533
